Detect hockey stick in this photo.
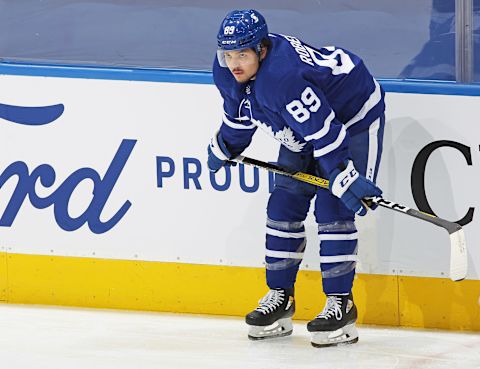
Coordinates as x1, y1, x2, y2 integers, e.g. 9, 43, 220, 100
231, 155, 468, 282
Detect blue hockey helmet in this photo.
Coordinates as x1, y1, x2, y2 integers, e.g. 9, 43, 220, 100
217, 9, 268, 52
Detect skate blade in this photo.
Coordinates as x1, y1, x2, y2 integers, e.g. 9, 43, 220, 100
310, 322, 358, 348
248, 317, 293, 340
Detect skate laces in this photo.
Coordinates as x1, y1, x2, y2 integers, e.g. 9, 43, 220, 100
316, 295, 343, 320
255, 289, 285, 315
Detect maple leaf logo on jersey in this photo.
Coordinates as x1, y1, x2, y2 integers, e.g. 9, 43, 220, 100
254, 119, 306, 152
239, 98, 307, 152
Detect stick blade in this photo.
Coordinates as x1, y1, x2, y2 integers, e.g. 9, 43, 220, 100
449, 228, 468, 281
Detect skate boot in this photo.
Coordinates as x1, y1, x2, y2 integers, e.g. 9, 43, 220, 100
307, 292, 358, 347
245, 288, 295, 340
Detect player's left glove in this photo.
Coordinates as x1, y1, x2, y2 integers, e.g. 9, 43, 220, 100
207, 131, 236, 173
329, 160, 382, 216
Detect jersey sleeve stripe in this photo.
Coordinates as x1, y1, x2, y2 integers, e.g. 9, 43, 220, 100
344, 79, 382, 129
366, 117, 381, 181
303, 111, 335, 141
222, 114, 256, 130
313, 125, 347, 158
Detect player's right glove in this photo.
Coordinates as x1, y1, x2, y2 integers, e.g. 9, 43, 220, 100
329, 160, 382, 216
207, 131, 236, 173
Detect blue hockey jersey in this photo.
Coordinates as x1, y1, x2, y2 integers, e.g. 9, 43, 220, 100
213, 33, 385, 175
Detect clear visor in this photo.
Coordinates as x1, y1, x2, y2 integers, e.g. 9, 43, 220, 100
217, 47, 261, 68
216, 49, 229, 67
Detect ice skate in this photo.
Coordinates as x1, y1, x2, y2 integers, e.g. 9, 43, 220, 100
245, 288, 295, 340
307, 292, 358, 347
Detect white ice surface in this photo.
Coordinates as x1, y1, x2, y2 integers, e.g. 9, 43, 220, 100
0, 303, 479, 369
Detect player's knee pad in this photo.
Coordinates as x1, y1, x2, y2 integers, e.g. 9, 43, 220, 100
318, 221, 358, 294
265, 217, 306, 288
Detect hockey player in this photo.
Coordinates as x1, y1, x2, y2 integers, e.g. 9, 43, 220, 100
207, 9, 385, 347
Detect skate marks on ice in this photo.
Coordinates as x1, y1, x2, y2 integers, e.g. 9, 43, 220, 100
0, 304, 478, 369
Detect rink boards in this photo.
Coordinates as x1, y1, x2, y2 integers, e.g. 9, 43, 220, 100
0, 73, 479, 330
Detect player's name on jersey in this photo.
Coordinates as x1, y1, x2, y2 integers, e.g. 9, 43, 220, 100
156, 155, 275, 193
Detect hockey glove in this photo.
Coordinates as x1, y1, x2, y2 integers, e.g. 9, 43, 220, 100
329, 160, 382, 216
207, 131, 236, 173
